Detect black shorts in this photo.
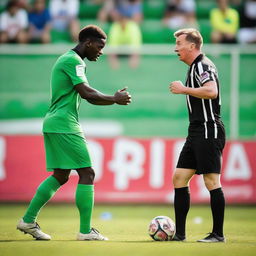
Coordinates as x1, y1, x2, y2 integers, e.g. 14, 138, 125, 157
176, 135, 225, 175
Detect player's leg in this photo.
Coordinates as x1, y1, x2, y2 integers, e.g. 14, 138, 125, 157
17, 169, 71, 240
76, 167, 95, 234
23, 169, 70, 222
75, 167, 108, 241
196, 134, 226, 242
172, 137, 197, 241
197, 173, 225, 242
172, 168, 195, 241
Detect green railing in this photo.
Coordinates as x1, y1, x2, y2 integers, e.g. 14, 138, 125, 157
0, 44, 255, 139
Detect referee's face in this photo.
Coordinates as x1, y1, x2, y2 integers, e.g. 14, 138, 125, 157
175, 34, 193, 64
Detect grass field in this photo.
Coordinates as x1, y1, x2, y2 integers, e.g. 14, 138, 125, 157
0, 204, 255, 256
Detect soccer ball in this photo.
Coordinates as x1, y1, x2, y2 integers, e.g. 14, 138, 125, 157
148, 216, 176, 241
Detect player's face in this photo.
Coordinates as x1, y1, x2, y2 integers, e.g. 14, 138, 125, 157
174, 34, 193, 64
86, 38, 106, 61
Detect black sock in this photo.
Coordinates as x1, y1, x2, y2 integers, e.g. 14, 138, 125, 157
174, 187, 190, 239
210, 187, 225, 237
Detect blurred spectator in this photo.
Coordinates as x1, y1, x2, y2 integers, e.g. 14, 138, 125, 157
97, 0, 117, 22
108, 7, 142, 69
98, 0, 143, 23
229, 0, 242, 5
238, 0, 256, 44
162, 0, 197, 30
0, 0, 28, 43
17, 0, 32, 11
116, 0, 143, 23
28, 0, 51, 43
210, 0, 239, 43
0, 0, 31, 10
49, 0, 80, 42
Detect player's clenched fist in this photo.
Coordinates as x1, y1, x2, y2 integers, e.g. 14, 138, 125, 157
169, 81, 186, 95
114, 87, 132, 105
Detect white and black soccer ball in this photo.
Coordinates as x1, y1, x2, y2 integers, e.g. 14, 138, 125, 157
148, 216, 176, 241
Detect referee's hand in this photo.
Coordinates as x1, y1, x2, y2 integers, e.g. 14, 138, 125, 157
169, 81, 186, 95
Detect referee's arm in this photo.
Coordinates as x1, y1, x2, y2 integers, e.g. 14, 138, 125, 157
169, 80, 218, 99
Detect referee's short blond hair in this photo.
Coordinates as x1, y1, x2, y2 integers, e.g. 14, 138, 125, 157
174, 28, 203, 50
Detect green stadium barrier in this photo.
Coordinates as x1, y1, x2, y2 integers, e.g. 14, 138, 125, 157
0, 45, 255, 139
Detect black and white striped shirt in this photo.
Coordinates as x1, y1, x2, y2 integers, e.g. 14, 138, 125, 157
185, 54, 224, 139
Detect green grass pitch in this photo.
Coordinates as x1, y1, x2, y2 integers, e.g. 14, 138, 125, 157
0, 204, 255, 256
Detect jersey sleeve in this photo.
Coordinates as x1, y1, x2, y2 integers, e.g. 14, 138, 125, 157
63, 57, 89, 86
196, 63, 217, 86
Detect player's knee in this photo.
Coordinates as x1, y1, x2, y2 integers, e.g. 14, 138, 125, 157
77, 167, 95, 184
53, 175, 69, 185
63, 176, 70, 185
203, 177, 220, 191
87, 168, 95, 183
172, 172, 186, 187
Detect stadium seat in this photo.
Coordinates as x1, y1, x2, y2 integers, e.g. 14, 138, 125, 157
143, 0, 166, 19
50, 30, 71, 43
195, 0, 216, 19
198, 19, 211, 44
141, 20, 175, 44
80, 19, 111, 35
79, 1, 102, 19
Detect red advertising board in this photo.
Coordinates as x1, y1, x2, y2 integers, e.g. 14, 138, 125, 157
0, 135, 255, 203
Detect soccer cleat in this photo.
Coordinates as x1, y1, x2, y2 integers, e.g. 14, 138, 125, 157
17, 219, 51, 240
172, 234, 186, 242
77, 228, 108, 241
197, 232, 225, 243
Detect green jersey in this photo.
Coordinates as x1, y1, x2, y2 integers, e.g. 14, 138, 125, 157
43, 50, 88, 133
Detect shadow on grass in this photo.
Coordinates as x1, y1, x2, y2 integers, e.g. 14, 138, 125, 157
0, 239, 200, 244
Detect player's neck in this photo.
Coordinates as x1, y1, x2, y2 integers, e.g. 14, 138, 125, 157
187, 52, 201, 66
72, 45, 84, 59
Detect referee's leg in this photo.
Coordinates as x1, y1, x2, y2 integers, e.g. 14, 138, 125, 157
172, 168, 195, 241
203, 173, 225, 238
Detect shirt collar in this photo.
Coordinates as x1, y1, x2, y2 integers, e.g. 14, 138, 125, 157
191, 53, 204, 66
71, 48, 83, 60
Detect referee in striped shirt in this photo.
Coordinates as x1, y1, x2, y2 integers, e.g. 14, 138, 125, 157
169, 28, 226, 243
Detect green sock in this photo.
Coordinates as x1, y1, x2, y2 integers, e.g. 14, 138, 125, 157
75, 184, 94, 234
23, 176, 60, 223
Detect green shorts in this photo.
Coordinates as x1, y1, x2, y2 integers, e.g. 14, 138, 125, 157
43, 132, 92, 172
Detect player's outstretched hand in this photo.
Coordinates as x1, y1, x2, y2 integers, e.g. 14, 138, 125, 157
169, 81, 186, 94
114, 87, 132, 105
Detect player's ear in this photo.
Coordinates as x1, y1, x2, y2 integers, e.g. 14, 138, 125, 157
84, 39, 92, 48
190, 43, 196, 51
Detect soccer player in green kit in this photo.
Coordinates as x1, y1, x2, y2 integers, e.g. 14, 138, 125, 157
17, 25, 131, 241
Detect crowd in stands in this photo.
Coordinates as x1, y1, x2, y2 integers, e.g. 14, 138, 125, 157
1, 0, 256, 45
98, 0, 143, 68
0, 0, 256, 66
162, 0, 197, 30
0, 0, 80, 43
